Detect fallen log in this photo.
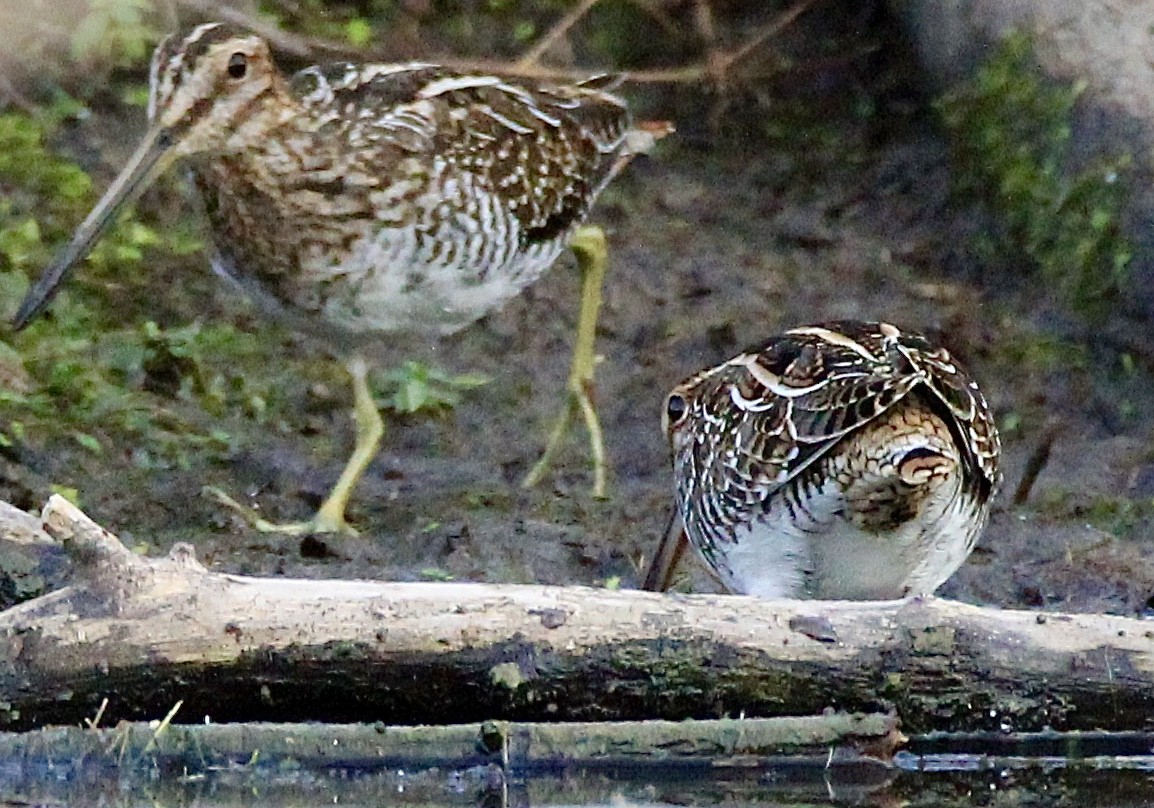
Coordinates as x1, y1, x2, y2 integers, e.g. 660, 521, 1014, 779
1, 496, 1152, 734
0, 718, 906, 808
0, 713, 902, 772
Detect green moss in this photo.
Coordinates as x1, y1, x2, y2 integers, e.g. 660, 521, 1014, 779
69, 0, 158, 67
0, 106, 339, 471
937, 32, 1132, 320
0, 52, 489, 482
1077, 496, 1154, 540
2, 308, 298, 470
489, 661, 524, 690
997, 329, 1089, 374
1032, 485, 1154, 540
0, 112, 190, 317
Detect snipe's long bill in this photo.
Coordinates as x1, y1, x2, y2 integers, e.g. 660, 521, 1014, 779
13, 21, 666, 533
645, 320, 1002, 600
13, 125, 174, 329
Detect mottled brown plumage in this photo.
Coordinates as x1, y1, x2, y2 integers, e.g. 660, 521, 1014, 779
14, 22, 663, 533
151, 24, 646, 341
645, 321, 1001, 599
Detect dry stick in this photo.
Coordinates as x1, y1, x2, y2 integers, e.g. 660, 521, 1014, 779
442, 61, 708, 84
697, 0, 826, 87
625, 0, 681, 38
0, 715, 904, 772
176, 0, 813, 88
1011, 420, 1061, 506
84, 697, 110, 731
141, 700, 184, 756
180, 0, 681, 82
517, 0, 603, 69
693, 0, 719, 51
712, 0, 825, 77
691, 0, 729, 126
13, 494, 1154, 735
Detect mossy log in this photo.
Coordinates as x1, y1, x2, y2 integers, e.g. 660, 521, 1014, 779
0, 720, 905, 808
0, 713, 902, 772
1, 496, 1153, 735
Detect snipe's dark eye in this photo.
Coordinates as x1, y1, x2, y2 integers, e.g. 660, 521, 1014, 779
665, 393, 689, 427
227, 52, 248, 79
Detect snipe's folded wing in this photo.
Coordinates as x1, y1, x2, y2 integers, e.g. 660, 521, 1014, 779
895, 330, 1002, 493
681, 323, 923, 539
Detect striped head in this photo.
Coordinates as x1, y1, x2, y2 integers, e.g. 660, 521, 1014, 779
148, 22, 283, 156
12, 23, 285, 329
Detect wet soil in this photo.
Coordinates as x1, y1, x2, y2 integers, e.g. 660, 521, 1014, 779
6, 14, 1154, 616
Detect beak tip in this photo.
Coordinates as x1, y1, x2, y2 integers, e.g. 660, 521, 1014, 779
11, 304, 39, 332
10, 285, 53, 332
8, 123, 173, 335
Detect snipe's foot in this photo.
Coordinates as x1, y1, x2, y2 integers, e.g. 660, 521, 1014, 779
206, 352, 384, 536
521, 225, 610, 498
204, 486, 360, 536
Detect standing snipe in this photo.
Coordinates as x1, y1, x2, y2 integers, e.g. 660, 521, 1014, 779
13, 22, 666, 535
642, 321, 1001, 599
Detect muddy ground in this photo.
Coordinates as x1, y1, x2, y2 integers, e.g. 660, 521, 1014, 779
5, 9, 1154, 615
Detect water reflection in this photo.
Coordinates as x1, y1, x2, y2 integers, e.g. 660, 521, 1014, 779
5, 761, 1154, 808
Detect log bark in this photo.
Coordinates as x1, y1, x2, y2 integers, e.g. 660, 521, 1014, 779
0, 720, 904, 808
1, 496, 1153, 734
0, 713, 902, 771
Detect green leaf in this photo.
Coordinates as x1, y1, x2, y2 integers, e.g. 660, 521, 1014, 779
379, 361, 489, 414
419, 567, 454, 582
345, 18, 373, 47
73, 432, 103, 454
49, 484, 81, 506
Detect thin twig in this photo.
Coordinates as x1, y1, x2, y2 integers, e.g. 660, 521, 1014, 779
175, 0, 815, 90
437, 59, 707, 84
713, 0, 823, 76
692, 0, 718, 50
518, 0, 602, 68
1012, 419, 1061, 506
624, 0, 681, 38
692, 0, 726, 92
84, 697, 110, 731
141, 700, 184, 756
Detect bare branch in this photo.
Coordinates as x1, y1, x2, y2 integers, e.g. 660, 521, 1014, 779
518, 0, 602, 69
714, 0, 824, 76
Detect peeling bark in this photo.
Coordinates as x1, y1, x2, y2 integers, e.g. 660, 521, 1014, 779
1, 496, 1153, 734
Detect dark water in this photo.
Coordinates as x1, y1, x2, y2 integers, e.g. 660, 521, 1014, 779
5, 755, 1154, 807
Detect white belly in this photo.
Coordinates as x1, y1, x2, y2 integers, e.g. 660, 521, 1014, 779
309, 179, 570, 336
700, 472, 980, 600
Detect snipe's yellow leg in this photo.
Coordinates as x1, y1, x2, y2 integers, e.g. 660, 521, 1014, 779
521, 225, 609, 498
208, 352, 384, 535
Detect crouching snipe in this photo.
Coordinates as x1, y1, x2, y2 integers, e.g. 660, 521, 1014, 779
644, 321, 1001, 599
